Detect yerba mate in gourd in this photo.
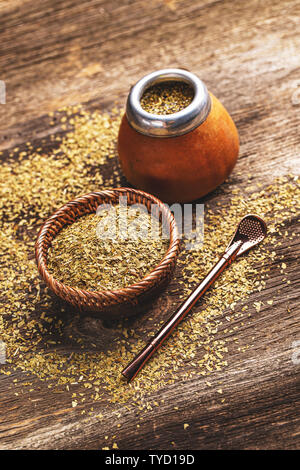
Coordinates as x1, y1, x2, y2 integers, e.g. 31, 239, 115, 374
118, 68, 239, 203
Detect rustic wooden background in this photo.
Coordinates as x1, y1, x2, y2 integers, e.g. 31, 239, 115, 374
0, 0, 299, 450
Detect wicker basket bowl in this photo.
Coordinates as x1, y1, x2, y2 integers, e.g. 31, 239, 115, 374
35, 188, 180, 318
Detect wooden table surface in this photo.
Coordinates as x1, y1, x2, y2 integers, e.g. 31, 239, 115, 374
0, 0, 299, 450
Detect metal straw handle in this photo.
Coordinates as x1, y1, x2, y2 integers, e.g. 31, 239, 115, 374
122, 240, 243, 382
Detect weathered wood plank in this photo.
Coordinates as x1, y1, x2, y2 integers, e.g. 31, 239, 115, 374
0, 0, 299, 450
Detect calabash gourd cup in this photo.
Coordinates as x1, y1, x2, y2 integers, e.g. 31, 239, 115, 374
118, 68, 239, 203
35, 188, 180, 318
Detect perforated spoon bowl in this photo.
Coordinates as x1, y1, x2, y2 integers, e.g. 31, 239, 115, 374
122, 214, 267, 382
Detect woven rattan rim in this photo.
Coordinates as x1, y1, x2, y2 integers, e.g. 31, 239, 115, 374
35, 188, 180, 312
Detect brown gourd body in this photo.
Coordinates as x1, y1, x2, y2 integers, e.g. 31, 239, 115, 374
117, 93, 239, 203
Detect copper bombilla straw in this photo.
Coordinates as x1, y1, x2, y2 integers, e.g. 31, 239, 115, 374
122, 215, 267, 382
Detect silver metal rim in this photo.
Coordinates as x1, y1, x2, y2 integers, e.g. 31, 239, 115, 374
126, 68, 211, 138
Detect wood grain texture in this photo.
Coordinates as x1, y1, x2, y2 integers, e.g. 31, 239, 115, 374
0, 0, 299, 450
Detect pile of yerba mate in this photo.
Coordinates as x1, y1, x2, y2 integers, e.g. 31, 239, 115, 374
48, 208, 169, 291
0, 104, 298, 423
140, 80, 194, 114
